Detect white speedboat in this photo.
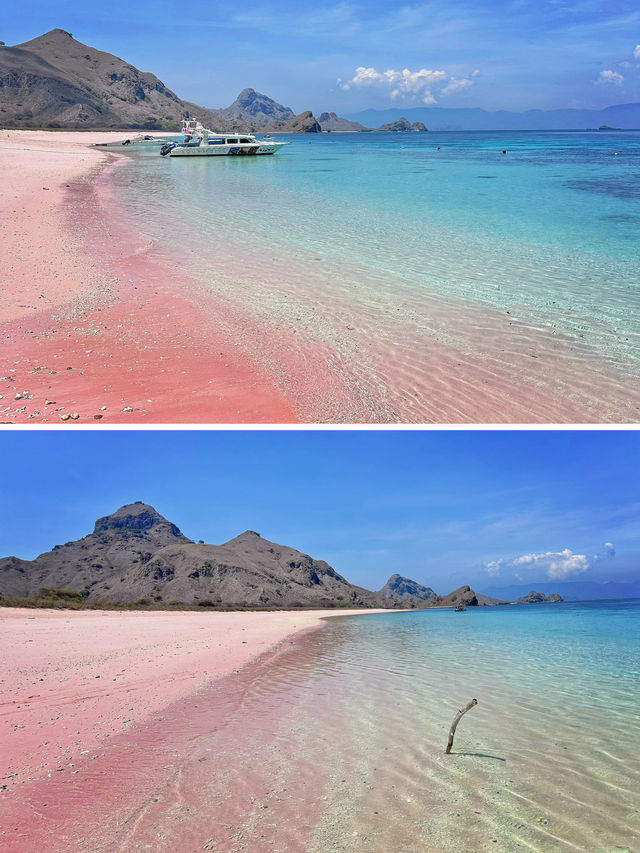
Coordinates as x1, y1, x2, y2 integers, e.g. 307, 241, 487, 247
160, 119, 289, 157
95, 133, 177, 149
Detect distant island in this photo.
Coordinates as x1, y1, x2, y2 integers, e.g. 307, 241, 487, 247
515, 590, 564, 604
377, 118, 428, 132
0, 502, 561, 609
3, 29, 639, 132
344, 104, 640, 132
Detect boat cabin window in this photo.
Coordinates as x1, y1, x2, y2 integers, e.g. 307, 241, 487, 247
239, 138, 252, 143
208, 138, 225, 145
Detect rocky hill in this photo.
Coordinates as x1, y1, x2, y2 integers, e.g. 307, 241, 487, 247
475, 592, 509, 606
378, 577, 480, 608
215, 87, 294, 129
0, 502, 506, 609
378, 117, 428, 132
429, 585, 479, 607
0, 503, 191, 598
0, 29, 216, 129
318, 111, 368, 131
215, 92, 321, 133
0, 503, 379, 607
378, 573, 436, 606
515, 590, 564, 604
263, 110, 321, 133
377, 577, 481, 608
0, 30, 321, 132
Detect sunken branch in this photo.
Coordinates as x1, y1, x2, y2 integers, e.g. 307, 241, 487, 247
445, 698, 478, 754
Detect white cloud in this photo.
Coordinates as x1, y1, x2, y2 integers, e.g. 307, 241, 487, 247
547, 552, 589, 580
604, 541, 615, 557
442, 77, 473, 96
597, 69, 624, 85
485, 559, 502, 577
514, 548, 590, 580
634, 44, 640, 61
340, 66, 476, 104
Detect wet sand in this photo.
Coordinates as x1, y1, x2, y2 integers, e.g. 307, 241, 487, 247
0, 606, 389, 852
0, 131, 295, 423
0, 607, 384, 787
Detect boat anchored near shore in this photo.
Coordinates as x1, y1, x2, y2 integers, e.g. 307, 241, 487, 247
160, 119, 289, 157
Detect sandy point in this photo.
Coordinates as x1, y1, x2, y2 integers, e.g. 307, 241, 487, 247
0, 130, 296, 423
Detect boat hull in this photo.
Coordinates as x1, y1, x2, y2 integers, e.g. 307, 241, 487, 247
169, 143, 284, 157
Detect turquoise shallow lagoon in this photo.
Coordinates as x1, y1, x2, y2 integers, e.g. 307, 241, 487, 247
280, 600, 640, 851
109, 132, 640, 422
58, 599, 639, 851
292, 600, 640, 851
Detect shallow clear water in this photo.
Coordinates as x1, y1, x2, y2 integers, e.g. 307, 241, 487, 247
108, 132, 640, 421
303, 601, 640, 851
185, 600, 640, 852
17, 601, 639, 852
136, 600, 640, 852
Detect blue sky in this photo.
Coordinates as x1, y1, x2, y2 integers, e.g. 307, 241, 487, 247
0, 430, 637, 593
5, 1, 640, 113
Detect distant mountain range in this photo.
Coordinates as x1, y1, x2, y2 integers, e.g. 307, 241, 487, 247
0, 502, 527, 610
344, 104, 640, 131
4, 30, 636, 134
483, 580, 640, 601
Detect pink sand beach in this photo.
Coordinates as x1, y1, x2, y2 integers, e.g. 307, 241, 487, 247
2, 130, 640, 423
0, 131, 295, 423
0, 607, 387, 851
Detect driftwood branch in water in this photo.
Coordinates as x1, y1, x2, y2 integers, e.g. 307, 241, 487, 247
446, 698, 478, 754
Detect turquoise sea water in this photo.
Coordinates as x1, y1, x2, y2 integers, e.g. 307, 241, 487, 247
158, 599, 640, 852
109, 131, 640, 420
300, 600, 640, 850
36, 600, 638, 851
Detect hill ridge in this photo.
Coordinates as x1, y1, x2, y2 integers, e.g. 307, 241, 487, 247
0, 30, 320, 131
